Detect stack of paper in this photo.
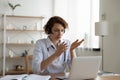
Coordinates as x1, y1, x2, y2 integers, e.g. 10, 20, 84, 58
24, 74, 51, 80
0, 74, 51, 80
0, 74, 28, 80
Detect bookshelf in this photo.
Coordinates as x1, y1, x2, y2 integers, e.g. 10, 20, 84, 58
1, 14, 46, 76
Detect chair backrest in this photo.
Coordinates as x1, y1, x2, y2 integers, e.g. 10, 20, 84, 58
25, 54, 33, 74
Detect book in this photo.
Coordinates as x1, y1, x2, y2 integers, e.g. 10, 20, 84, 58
0, 74, 51, 80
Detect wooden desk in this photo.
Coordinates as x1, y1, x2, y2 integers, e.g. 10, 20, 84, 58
49, 73, 120, 80
96, 76, 120, 80
0, 74, 120, 80
51, 76, 120, 80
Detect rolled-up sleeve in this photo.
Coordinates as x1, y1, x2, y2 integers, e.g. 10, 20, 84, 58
32, 40, 44, 74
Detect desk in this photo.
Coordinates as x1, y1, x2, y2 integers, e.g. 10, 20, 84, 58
49, 73, 120, 80
50, 76, 120, 80
40, 72, 120, 80
0, 74, 120, 80
96, 76, 120, 80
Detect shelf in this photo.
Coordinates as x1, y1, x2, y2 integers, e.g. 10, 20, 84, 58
6, 29, 44, 32
6, 43, 35, 45
0, 69, 30, 76
0, 56, 25, 59
1, 43, 35, 46
5, 69, 26, 75
4, 15, 44, 19
6, 56, 25, 59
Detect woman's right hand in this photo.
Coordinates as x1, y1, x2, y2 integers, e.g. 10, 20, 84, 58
55, 42, 67, 56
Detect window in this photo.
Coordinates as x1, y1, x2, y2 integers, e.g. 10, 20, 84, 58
53, 0, 99, 48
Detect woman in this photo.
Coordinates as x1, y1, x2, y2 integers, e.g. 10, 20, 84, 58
32, 16, 84, 75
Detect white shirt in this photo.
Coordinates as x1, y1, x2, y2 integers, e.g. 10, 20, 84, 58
32, 37, 71, 74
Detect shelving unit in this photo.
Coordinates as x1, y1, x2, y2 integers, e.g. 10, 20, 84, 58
5, 56, 26, 75
1, 14, 45, 76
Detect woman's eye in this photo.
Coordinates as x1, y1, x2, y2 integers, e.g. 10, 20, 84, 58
54, 30, 59, 32
54, 30, 64, 32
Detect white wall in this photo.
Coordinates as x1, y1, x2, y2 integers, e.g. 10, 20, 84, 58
0, 0, 53, 17
100, 0, 120, 73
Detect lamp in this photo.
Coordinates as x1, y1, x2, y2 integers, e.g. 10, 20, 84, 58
95, 20, 109, 72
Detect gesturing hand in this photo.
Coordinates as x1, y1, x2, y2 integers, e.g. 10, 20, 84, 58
56, 42, 68, 56
70, 39, 84, 51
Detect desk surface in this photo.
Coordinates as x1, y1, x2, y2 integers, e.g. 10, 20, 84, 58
1, 73, 120, 80
49, 73, 120, 80
96, 76, 120, 80
50, 76, 120, 80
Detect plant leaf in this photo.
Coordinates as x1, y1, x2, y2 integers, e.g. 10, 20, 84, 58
13, 4, 21, 10
8, 3, 14, 10
8, 3, 21, 10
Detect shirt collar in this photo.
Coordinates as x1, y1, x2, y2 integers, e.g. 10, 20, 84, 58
46, 37, 53, 48
46, 37, 64, 49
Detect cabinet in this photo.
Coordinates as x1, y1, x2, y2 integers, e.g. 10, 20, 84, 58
1, 14, 45, 76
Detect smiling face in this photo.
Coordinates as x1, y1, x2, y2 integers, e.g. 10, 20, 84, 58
49, 23, 65, 41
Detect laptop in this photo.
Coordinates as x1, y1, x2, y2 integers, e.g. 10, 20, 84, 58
68, 56, 102, 80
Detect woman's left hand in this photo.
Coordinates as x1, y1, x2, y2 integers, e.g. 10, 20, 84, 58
70, 39, 84, 51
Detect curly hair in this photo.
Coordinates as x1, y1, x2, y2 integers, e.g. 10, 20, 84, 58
44, 16, 68, 34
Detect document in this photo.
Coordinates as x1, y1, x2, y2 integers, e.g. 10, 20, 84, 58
23, 74, 51, 80
0, 74, 51, 80
0, 74, 28, 80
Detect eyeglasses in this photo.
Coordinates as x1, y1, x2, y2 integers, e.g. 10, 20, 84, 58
53, 29, 65, 33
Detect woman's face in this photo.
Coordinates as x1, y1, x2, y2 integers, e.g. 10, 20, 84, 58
50, 23, 65, 40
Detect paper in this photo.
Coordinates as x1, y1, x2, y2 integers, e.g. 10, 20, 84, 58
0, 74, 51, 80
24, 74, 51, 80
0, 74, 28, 80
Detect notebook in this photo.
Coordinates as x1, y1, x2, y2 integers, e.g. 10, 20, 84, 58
0, 74, 51, 80
69, 56, 102, 80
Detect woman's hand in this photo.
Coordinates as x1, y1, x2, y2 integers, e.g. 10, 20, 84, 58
70, 39, 84, 51
55, 42, 67, 56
